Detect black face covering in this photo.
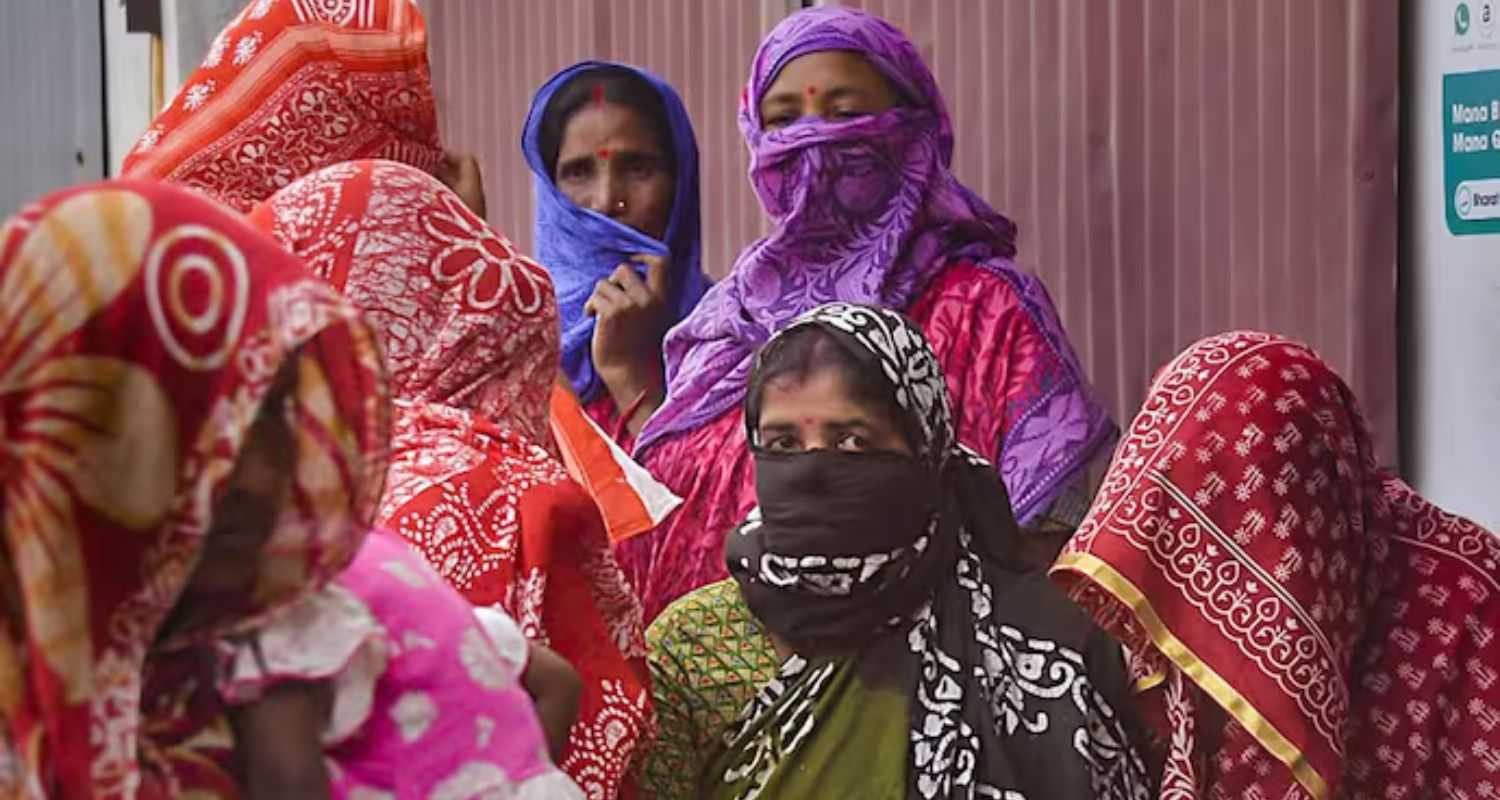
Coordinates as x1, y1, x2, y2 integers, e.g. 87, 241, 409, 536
725, 447, 947, 651
718, 304, 1149, 800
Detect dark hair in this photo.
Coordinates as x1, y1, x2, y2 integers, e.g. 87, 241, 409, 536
747, 326, 917, 448
538, 67, 676, 179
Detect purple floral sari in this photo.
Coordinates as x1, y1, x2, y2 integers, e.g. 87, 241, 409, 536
636, 7, 1111, 525
619, 7, 1116, 621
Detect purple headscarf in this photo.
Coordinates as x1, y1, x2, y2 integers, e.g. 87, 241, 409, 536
636, 7, 1111, 523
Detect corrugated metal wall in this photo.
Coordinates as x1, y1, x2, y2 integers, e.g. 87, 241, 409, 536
826, 0, 1400, 457
1, 0, 105, 218
429, 0, 1400, 457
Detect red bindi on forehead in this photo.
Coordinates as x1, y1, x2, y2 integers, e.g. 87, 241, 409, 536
806, 86, 817, 95
597, 148, 610, 160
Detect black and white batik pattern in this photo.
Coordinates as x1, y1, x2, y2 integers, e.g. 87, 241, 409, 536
775, 302, 955, 464
743, 303, 1151, 799
907, 532, 1150, 800
733, 505, 936, 598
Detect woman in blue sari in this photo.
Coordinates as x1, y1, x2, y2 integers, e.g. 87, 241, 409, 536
523, 62, 711, 438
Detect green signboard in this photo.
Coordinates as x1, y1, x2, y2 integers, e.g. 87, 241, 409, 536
1444, 67, 1500, 234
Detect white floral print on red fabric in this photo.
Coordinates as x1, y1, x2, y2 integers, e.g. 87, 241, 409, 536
1057, 331, 1500, 798
121, 0, 440, 213
250, 159, 652, 800
561, 679, 654, 800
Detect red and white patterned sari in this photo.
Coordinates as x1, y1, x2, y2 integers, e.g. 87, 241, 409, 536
122, 0, 440, 212
0, 179, 388, 798
1053, 331, 1500, 799
249, 160, 654, 799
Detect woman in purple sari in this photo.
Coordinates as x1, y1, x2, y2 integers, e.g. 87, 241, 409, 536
620, 7, 1116, 621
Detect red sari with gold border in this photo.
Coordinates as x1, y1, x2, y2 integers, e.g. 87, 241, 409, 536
1053, 331, 1500, 799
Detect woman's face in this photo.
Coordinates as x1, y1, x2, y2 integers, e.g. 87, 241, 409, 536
758, 50, 904, 131
756, 365, 911, 455
554, 101, 674, 240
165, 378, 296, 637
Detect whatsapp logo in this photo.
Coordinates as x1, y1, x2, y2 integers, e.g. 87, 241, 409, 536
1458, 2, 1473, 35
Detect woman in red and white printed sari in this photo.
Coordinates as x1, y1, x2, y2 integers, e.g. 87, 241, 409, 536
250, 160, 654, 799
121, 0, 485, 216
1053, 330, 1500, 798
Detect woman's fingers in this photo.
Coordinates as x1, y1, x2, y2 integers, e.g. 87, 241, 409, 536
591, 278, 629, 312
628, 254, 671, 298
585, 282, 618, 316
436, 151, 486, 216
610, 264, 655, 305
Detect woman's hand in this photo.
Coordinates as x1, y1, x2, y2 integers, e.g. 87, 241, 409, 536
435, 151, 487, 218
585, 254, 671, 432
521, 642, 583, 761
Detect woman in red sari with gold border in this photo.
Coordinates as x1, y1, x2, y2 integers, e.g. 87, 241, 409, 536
1052, 330, 1500, 798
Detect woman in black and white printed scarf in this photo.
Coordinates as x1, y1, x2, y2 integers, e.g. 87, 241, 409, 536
644, 301, 1152, 799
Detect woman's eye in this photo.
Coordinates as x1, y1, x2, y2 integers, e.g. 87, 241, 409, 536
836, 433, 869, 452
558, 162, 592, 182
831, 108, 867, 121
625, 159, 659, 178
763, 436, 802, 452
763, 115, 795, 130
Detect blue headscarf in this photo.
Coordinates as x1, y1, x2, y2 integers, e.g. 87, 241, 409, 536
522, 61, 710, 403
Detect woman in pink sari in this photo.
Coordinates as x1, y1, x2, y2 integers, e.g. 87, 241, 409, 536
1052, 331, 1500, 797
621, 7, 1116, 621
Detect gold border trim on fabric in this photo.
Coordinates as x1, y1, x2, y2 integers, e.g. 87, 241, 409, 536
1054, 552, 1330, 800
1132, 670, 1166, 694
